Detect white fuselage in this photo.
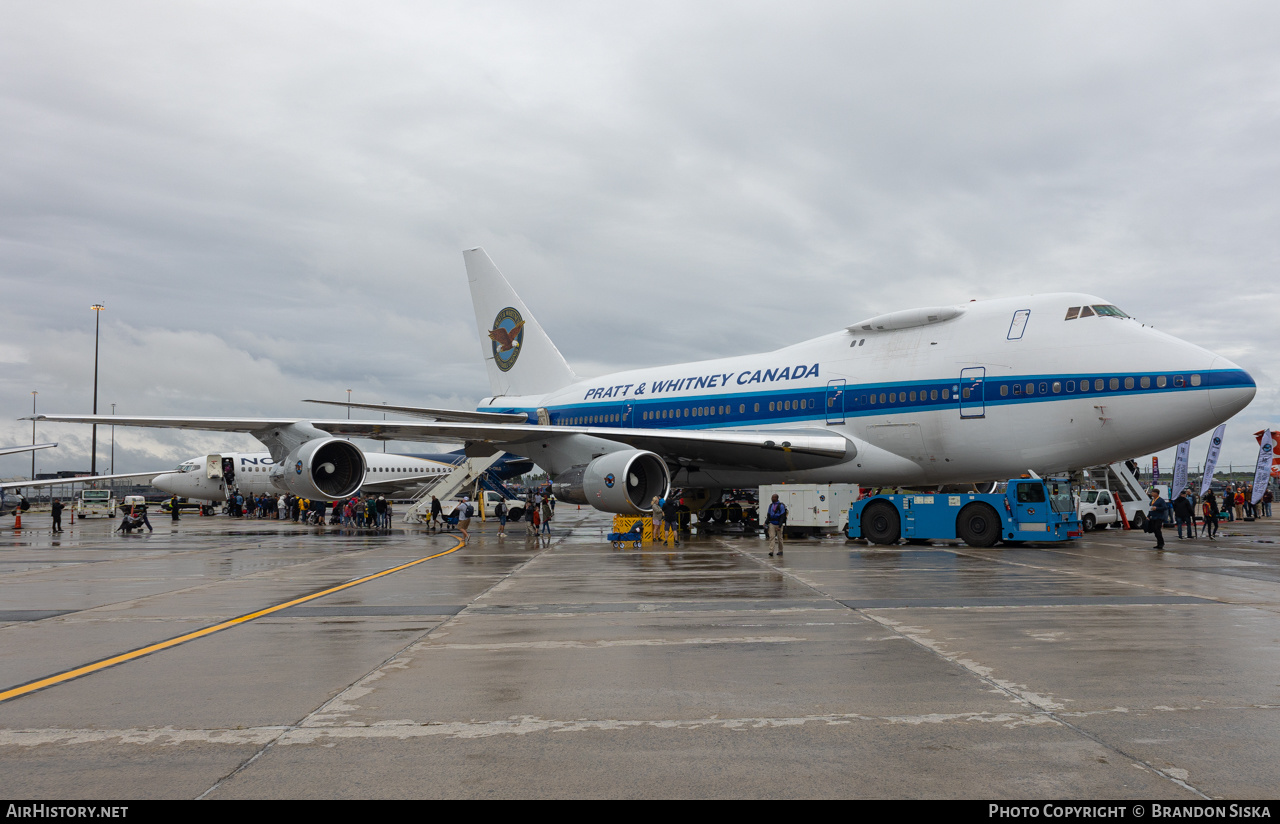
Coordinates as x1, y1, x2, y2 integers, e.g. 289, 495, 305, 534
152, 452, 454, 502
478, 293, 1254, 487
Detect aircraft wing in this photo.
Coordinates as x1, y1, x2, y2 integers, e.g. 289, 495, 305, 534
302, 399, 529, 424
0, 442, 58, 458
32, 415, 854, 473
1, 470, 167, 491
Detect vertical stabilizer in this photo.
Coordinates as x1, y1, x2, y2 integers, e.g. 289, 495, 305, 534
464, 248, 578, 398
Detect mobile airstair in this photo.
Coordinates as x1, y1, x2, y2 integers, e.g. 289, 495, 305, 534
402, 454, 503, 523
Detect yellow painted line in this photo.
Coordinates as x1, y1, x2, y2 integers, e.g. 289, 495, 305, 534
0, 537, 465, 704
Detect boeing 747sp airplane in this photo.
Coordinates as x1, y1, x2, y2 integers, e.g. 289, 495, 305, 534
32, 249, 1255, 516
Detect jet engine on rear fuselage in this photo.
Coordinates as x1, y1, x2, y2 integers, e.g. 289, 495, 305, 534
274, 438, 366, 501
551, 449, 670, 515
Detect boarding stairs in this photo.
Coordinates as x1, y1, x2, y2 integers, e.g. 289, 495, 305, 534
1080, 460, 1149, 528
402, 454, 503, 523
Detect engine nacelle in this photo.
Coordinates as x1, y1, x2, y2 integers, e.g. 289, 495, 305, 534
278, 438, 366, 501
551, 450, 670, 514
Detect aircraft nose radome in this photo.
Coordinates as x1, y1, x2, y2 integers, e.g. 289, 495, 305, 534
1208, 356, 1256, 420
151, 474, 178, 494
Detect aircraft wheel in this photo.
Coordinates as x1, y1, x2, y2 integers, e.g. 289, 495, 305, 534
709, 505, 727, 523
1129, 512, 1146, 531
956, 503, 1000, 547
1081, 513, 1096, 532
861, 500, 901, 545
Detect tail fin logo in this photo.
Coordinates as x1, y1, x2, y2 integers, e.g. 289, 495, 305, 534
489, 307, 526, 372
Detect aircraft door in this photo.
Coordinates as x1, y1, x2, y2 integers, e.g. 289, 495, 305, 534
1007, 309, 1030, 340
825, 379, 846, 424
623, 403, 634, 427
206, 455, 222, 480
959, 368, 986, 419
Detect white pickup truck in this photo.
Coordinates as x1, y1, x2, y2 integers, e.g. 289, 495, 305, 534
1075, 463, 1167, 534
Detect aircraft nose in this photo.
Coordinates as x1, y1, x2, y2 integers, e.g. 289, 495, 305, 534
1208, 356, 1256, 421
151, 474, 178, 495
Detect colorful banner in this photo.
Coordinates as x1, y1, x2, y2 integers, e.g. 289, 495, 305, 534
1172, 440, 1190, 496
1252, 429, 1274, 505
1152, 456, 1160, 486
1201, 425, 1226, 496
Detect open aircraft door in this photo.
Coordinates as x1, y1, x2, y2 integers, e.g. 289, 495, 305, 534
206, 454, 223, 480
959, 367, 986, 419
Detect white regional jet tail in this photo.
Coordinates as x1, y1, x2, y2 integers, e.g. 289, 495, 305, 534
464, 247, 578, 398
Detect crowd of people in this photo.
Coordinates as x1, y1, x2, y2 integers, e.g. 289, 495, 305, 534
1145, 482, 1274, 549
218, 489, 395, 528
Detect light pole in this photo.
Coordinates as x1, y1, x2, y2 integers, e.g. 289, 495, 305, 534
90, 303, 105, 476
382, 401, 387, 453
30, 391, 37, 479
110, 403, 116, 476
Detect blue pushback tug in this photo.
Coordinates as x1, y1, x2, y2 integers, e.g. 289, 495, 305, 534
846, 477, 1080, 547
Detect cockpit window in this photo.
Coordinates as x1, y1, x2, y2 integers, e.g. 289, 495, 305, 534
1064, 307, 1081, 320
1092, 304, 1129, 318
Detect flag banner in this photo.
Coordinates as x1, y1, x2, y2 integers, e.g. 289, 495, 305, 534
1202, 425, 1226, 496
1152, 456, 1160, 486
1252, 429, 1274, 505
1172, 441, 1190, 496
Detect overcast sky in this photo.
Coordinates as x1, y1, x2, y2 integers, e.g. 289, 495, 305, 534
2, 0, 1279, 480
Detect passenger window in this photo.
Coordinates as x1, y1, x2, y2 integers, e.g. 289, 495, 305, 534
1140, 377, 1150, 389
909, 391, 917, 402
1013, 384, 1021, 396
1190, 374, 1201, 386
769, 402, 775, 412
1157, 376, 1167, 388
1124, 378, 1134, 389
962, 388, 970, 399
1095, 379, 1104, 391
869, 395, 876, 405
1052, 382, 1061, 393
1109, 378, 1119, 390
1064, 307, 1080, 320
1016, 484, 1046, 503
754, 403, 759, 412
1026, 383, 1035, 395
1039, 382, 1048, 395
1174, 376, 1185, 387
784, 401, 791, 411
1001, 385, 1009, 397
1078, 380, 1088, 393
1067, 381, 1075, 392
941, 389, 950, 400
930, 390, 938, 401
740, 404, 745, 413
889, 394, 896, 403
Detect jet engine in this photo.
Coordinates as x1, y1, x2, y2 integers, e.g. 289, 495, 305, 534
551, 450, 670, 514
279, 438, 366, 501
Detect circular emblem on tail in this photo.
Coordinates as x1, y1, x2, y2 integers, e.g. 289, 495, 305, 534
489, 307, 526, 373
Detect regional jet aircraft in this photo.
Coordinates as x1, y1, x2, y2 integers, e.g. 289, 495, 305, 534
31, 248, 1256, 516
150, 448, 532, 503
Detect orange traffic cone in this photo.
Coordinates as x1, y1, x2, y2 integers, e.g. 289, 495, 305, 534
13, 512, 21, 529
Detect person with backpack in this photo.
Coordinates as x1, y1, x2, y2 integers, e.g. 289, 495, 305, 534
457, 496, 473, 542
765, 493, 787, 556
495, 498, 508, 537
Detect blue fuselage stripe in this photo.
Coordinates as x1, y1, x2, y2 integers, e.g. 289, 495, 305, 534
486, 369, 1253, 430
